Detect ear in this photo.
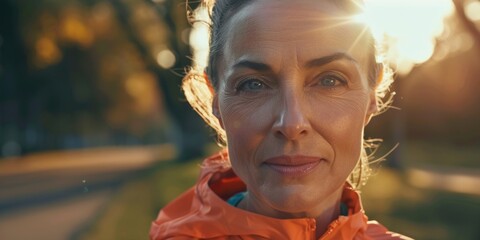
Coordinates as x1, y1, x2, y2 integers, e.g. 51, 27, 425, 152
212, 93, 224, 129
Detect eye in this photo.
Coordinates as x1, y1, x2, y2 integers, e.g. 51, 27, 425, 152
318, 74, 346, 88
236, 78, 267, 92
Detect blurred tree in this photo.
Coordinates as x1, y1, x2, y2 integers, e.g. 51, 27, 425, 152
0, 0, 30, 156
0, 0, 210, 159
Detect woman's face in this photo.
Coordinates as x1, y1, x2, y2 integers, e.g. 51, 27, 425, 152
214, 0, 377, 218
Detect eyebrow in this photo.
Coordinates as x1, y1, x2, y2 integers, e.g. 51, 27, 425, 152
305, 52, 358, 68
232, 60, 272, 72
232, 52, 358, 72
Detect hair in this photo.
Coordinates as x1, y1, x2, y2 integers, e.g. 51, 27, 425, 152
183, 0, 394, 188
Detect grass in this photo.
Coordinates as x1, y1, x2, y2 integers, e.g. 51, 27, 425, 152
78, 142, 480, 240
361, 168, 480, 240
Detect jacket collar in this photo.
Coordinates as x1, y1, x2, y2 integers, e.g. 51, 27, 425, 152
199, 151, 370, 239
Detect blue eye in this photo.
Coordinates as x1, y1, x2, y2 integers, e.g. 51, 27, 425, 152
319, 74, 345, 87
237, 78, 266, 92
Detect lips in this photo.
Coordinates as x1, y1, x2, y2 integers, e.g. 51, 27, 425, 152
263, 155, 322, 177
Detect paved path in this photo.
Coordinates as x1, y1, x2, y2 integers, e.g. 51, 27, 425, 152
0, 190, 113, 240
0, 144, 176, 240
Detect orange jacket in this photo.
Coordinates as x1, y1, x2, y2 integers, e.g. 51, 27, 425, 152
150, 151, 412, 240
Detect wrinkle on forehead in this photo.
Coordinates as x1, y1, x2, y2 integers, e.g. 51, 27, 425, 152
242, 0, 361, 30
221, 0, 371, 78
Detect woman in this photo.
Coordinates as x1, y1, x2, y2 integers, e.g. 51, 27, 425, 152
151, 0, 410, 239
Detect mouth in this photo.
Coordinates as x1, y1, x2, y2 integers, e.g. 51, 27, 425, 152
263, 155, 323, 177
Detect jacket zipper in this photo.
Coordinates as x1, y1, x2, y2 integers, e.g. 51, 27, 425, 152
319, 219, 340, 240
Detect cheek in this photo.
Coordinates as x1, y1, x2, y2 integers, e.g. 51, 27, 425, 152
319, 97, 367, 139
221, 96, 264, 134
310, 93, 369, 163
218, 94, 274, 160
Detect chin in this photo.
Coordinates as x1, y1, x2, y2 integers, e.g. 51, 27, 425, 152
265, 187, 319, 217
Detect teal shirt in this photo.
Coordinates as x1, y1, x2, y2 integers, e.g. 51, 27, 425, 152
227, 192, 349, 216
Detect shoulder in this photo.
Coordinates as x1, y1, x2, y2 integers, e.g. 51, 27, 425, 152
150, 150, 247, 239
365, 220, 414, 240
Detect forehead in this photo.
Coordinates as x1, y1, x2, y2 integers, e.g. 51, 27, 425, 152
222, 0, 370, 71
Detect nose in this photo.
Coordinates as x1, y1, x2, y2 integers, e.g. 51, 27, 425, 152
272, 94, 311, 141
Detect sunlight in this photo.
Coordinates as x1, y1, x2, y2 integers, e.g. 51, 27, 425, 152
189, 1, 455, 75
361, 0, 454, 74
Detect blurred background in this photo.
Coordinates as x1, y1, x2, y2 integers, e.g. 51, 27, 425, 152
0, 0, 479, 239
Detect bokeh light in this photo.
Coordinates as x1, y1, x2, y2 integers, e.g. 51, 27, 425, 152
465, 0, 480, 22
156, 49, 176, 69
35, 37, 62, 67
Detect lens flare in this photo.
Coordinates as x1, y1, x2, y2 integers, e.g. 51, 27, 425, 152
360, 0, 454, 74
